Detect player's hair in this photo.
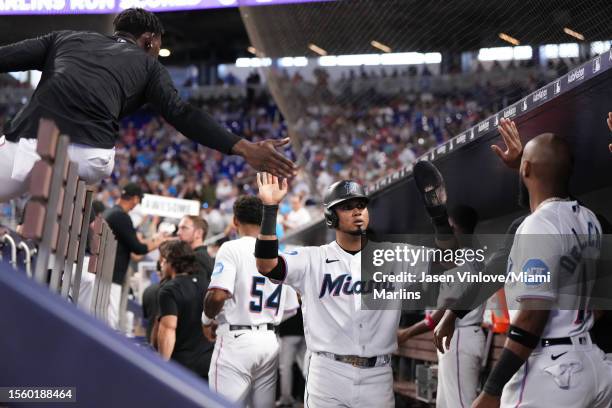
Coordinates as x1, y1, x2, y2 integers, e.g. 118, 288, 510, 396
233, 195, 263, 226
113, 8, 164, 37
183, 215, 208, 237
159, 240, 198, 275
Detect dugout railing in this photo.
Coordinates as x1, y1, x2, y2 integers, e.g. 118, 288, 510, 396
0, 119, 117, 322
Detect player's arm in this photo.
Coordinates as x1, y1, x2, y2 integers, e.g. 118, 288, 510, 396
145, 64, 296, 179
0, 32, 55, 73
255, 172, 289, 280
157, 287, 179, 360
158, 315, 177, 361
398, 309, 444, 344
203, 289, 231, 321
474, 301, 550, 407
412, 161, 457, 250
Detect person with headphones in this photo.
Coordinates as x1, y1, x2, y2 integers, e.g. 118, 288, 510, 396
253, 164, 455, 408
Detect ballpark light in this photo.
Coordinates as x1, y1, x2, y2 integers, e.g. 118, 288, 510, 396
159, 49, 171, 57
371, 40, 392, 53
563, 27, 585, 41
499, 33, 520, 46
308, 43, 328, 56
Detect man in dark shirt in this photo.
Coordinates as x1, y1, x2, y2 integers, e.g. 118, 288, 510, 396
0, 8, 295, 201
104, 182, 168, 329
177, 215, 214, 281
157, 240, 212, 380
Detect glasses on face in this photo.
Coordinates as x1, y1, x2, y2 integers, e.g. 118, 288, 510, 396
335, 200, 367, 211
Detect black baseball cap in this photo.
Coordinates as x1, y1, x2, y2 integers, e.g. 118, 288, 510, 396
121, 182, 144, 199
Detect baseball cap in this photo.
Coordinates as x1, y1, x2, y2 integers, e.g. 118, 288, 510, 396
121, 182, 144, 199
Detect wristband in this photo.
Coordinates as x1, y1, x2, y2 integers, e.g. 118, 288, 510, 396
255, 239, 279, 259
424, 313, 436, 330
201, 312, 214, 326
483, 348, 525, 396
261, 204, 279, 235
507, 324, 540, 349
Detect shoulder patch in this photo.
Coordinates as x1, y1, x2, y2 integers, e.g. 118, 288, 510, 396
521, 258, 549, 286
212, 262, 224, 276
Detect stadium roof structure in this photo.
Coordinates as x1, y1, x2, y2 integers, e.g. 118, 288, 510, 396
0, 0, 610, 64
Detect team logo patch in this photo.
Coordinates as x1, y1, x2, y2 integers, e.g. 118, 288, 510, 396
522, 258, 549, 286
345, 182, 359, 195
284, 250, 298, 255
212, 262, 224, 276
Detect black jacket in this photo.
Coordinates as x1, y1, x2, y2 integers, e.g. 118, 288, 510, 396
0, 30, 241, 151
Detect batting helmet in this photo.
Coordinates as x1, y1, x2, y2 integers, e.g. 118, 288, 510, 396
323, 180, 369, 228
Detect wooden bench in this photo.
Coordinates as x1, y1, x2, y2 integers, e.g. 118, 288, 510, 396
393, 328, 508, 403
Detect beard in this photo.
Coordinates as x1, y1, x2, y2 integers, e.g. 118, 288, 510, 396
518, 174, 530, 209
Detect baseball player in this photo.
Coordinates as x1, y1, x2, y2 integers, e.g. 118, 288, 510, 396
0, 7, 296, 202
253, 168, 456, 408
202, 195, 299, 406
398, 205, 486, 408
469, 127, 612, 407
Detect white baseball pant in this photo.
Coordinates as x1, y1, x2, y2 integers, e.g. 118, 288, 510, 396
0, 136, 115, 202
209, 326, 279, 407
436, 326, 485, 408
304, 352, 394, 408
500, 335, 612, 408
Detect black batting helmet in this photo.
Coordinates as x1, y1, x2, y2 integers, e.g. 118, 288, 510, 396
323, 180, 369, 228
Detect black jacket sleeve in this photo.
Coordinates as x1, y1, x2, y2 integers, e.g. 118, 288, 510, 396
0, 32, 55, 73
145, 61, 242, 154
107, 211, 149, 255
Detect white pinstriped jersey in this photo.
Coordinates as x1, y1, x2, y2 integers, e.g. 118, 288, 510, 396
209, 236, 299, 326
279, 240, 429, 357
505, 200, 601, 338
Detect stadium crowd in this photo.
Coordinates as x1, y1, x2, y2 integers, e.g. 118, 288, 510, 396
0, 57, 581, 238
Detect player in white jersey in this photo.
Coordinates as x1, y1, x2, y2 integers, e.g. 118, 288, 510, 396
253, 168, 457, 408
398, 205, 486, 408
469, 123, 612, 407
202, 195, 299, 407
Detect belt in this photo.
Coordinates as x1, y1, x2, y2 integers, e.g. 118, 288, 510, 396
229, 324, 276, 332
317, 352, 390, 368
541, 334, 589, 348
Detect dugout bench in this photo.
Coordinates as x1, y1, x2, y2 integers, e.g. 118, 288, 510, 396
393, 330, 507, 406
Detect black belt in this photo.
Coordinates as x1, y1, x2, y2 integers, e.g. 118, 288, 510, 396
229, 324, 276, 332
541, 335, 588, 348
317, 352, 391, 368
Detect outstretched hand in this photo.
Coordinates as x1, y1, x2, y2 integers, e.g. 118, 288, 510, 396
233, 138, 297, 179
257, 172, 289, 206
492, 118, 523, 169
433, 309, 456, 353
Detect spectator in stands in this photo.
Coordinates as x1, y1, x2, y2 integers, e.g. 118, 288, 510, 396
104, 182, 169, 330
177, 215, 214, 280
157, 240, 211, 380
282, 195, 312, 231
